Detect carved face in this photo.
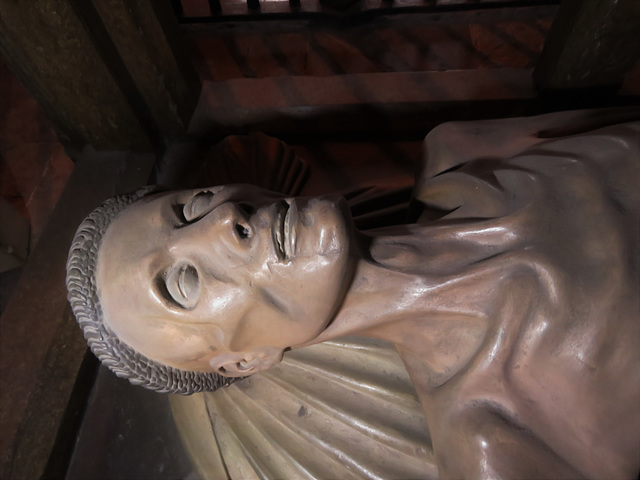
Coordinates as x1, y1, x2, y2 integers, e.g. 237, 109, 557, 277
96, 185, 355, 375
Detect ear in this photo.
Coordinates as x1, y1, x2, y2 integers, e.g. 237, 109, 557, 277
210, 347, 284, 378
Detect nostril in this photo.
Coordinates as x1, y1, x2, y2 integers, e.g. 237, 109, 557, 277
235, 223, 250, 239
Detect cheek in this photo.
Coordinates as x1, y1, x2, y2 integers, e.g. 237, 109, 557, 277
198, 284, 251, 346
228, 303, 294, 351
202, 287, 244, 316
267, 251, 350, 316
231, 305, 325, 352
132, 321, 213, 370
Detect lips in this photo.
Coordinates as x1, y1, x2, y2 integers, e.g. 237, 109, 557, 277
273, 200, 297, 261
284, 199, 297, 258
273, 201, 288, 260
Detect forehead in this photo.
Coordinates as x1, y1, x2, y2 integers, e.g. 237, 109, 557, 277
94, 191, 226, 365
95, 193, 185, 355
99, 192, 173, 277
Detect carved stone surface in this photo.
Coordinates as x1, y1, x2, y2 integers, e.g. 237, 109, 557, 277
173, 337, 437, 480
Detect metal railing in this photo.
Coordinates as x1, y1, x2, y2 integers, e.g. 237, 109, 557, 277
171, 0, 559, 23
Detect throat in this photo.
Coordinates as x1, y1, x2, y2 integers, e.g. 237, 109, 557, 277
365, 312, 488, 389
316, 255, 489, 388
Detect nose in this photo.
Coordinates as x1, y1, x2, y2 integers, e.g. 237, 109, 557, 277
168, 201, 254, 267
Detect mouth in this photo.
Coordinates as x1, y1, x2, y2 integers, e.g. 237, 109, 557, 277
273, 200, 298, 261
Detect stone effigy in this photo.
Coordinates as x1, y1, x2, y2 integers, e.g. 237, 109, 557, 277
67, 109, 640, 479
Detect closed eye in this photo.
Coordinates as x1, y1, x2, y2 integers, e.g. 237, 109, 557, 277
172, 191, 216, 227
155, 264, 200, 310
155, 274, 181, 308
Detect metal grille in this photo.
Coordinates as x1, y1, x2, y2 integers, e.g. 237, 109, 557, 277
172, 0, 559, 23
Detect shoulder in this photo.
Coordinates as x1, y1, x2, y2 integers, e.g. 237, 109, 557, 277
414, 111, 639, 221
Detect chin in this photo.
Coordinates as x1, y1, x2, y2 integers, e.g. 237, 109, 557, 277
304, 197, 355, 318
300, 196, 353, 256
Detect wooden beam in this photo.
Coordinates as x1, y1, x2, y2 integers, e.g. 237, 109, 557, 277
0, 148, 155, 480
534, 0, 640, 91
87, 0, 201, 141
0, 0, 200, 151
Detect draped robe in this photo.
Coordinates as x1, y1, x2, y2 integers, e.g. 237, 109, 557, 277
391, 111, 640, 479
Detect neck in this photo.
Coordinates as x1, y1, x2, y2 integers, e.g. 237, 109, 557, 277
303, 227, 489, 369
308, 228, 436, 344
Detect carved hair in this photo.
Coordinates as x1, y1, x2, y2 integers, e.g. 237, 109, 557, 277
66, 187, 235, 394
